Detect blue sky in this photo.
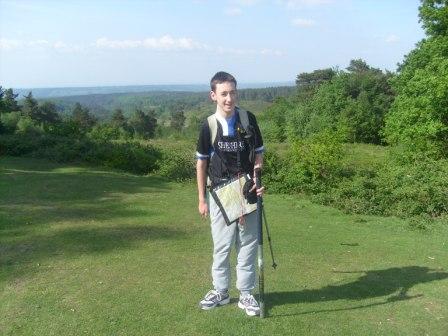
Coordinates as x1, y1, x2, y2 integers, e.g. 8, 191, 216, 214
0, 0, 424, 88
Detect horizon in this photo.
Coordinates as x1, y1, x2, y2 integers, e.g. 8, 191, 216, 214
11, 80, 296, 91
11, 81, 296, 99
1, 0, 424, 88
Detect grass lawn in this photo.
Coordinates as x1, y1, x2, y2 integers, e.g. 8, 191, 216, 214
1, 156, 447, 335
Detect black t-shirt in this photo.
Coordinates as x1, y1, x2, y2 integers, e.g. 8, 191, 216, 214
196, 109, 264, 186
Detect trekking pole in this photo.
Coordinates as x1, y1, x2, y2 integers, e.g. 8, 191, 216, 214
255, 168, 265, 318
262, 206, 277, 269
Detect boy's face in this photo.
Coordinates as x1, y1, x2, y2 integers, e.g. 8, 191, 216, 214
210, 81, 237, 115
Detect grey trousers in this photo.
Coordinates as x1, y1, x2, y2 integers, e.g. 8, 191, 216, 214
209, 194, 258, 293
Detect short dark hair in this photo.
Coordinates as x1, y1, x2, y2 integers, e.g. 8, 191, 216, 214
210, 71, 237, 92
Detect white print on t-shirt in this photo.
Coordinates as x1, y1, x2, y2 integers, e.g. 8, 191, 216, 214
217, 141, 245, 152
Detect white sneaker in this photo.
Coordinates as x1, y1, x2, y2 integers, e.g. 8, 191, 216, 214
199, 290, 230, 310
238, 294, 260, 316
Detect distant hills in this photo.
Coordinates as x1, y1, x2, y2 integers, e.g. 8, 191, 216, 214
13, 82, 295, 99
14, 83, 296, 121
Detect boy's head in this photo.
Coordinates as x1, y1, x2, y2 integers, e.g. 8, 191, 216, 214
210, 71, 238, 115
210, 71, 237, 92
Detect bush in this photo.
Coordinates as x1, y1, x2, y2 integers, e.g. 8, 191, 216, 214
0, 134, 162, 175
15, 116, 44, 136
0, 134, 43, 156
376, 158, 448, 217
153, 145, 195, 181
85, 141, 161, 174
281, 129, 346, 193
262, 151, 286, 193
88, 124, 133, 141
0, 112, 21, 134
313, 156, 448, 219
262, 139, 448, 220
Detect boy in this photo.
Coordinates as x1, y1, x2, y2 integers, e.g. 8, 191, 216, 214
196, 71, 265, 316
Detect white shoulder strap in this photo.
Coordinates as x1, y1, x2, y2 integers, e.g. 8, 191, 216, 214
207, 114, 218, 147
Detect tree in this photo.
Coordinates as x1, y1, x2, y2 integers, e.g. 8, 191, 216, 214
296, 68, 336, 89
295, 68, 336, 102
0, 87, 6, 114
419, 0, 448, 37
111, 108, 127, 128
3, 88, 20, 113
261, 97, 292, 142
170, 104, 186, 132
107, 108, 132, 139
384, 0, 448, 158
129, 109, 157, 139
287, 60, 394, 144
21, 92, 39, 121
346, 59, 372, 73
71, 103, 97, 133
38, 101, 61, 127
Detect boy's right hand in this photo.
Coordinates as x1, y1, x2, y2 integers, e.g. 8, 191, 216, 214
198, 200, 209, 218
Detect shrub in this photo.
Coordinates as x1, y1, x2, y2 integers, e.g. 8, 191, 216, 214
15, 116, 44, 136
313, 156, 448, 219
281, 129, 346, 193
262, 139, 448, 220
262, 151, 286, 193
375, 157, 448, 217
85, 141, 161, 175
154, 145, 195, 181
0, 112, 21, 134
0, 134, 162, 175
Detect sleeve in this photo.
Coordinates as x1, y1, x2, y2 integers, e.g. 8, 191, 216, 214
249, 112, 265, 154
196, 121, 211, 160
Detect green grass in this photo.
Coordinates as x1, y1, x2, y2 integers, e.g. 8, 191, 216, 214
1, 156, 447, 335
344, 143, 388, 170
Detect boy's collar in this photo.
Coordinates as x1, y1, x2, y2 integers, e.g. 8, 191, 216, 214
215, 105, 237, 120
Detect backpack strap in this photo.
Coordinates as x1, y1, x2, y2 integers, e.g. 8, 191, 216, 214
207, 114, 218, 147
207, 107, 250, 147
236, 107, 255, 164
206, 115, 217, 187
236, 106, 250, 133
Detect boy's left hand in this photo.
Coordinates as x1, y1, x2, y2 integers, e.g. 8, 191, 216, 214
251, 163, 264, 197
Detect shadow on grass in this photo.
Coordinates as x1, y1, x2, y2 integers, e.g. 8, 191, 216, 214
266, 266, 448, 317
0, 157, 172, 230
1, 224, 184, 267
0, 157, 189, 283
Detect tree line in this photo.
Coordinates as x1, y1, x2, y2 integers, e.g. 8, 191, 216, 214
0, 91, 179, 140
0, 83, 297, 141
261, 0, 447, 162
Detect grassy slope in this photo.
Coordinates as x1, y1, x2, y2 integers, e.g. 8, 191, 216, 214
1, 157, 447, 336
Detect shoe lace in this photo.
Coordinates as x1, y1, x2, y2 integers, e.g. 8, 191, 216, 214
242, 294, 258, 307
205, 290, 221, 301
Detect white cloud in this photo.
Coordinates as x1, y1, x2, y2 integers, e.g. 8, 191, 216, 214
28, 39, 50, 48
95, 36, 207, 51
385, 34, 399, 43
261, 48, 285, 56
1, 35, 283, 58
225, 7, 243, 16
291, 18, 316, 27
0, 38, 23, 50
0, 38, 83, 52
96, 36, 284, 56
